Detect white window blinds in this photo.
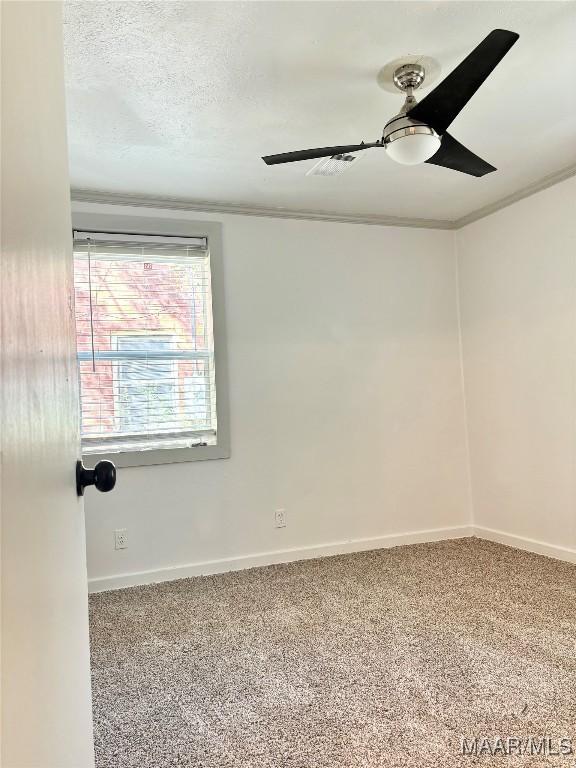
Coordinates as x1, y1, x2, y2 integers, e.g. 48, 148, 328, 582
73, 231, 218, 454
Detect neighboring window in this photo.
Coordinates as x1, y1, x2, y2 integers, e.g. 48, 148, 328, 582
114, 335, 179, 434
73, 228, 228, 463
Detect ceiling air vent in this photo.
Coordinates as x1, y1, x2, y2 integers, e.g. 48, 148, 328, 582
306, 153, 361, 177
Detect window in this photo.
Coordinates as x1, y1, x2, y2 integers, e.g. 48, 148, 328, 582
72, 221, 229, 466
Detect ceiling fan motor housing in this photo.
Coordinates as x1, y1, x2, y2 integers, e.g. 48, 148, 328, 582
382, 109, 440, 147
383, 91, 441, 165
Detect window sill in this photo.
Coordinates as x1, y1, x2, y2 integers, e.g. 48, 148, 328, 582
82, 442, 230, 468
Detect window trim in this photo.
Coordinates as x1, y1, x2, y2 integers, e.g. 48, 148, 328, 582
71, 211, 230, 467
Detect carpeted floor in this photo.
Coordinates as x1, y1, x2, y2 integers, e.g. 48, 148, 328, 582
89, 537, 576, 767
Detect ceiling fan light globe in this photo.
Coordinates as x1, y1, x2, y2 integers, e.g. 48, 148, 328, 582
385, 131, 441, 165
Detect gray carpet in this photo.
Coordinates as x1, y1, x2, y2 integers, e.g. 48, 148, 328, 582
89, 538, 576, 767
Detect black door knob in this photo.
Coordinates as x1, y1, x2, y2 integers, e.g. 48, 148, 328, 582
76, 460, 116, 496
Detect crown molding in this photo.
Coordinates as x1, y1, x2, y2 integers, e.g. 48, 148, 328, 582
453, 163, 576, 229
70, 189, 454, 230
71, 162, 576, 232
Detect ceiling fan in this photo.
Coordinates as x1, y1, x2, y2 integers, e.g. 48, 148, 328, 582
262, 29, 519, 177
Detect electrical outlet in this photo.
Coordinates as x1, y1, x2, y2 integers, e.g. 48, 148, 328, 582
274, 509, 286, 528
114, 528, 128, 550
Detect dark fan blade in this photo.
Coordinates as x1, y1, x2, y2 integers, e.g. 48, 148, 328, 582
408, 29, 519, 134
262, 142, 381, 165
426, 133, 496, 177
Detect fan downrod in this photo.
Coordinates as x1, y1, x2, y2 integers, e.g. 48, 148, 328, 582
392, 63, 425, 92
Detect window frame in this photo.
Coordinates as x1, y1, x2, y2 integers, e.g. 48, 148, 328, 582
71, 211, 230, 467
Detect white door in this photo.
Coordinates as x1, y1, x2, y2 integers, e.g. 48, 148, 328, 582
1, 2, 96, 766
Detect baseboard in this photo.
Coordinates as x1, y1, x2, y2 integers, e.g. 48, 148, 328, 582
88, 524, 474, 593
474, 526, 576, 565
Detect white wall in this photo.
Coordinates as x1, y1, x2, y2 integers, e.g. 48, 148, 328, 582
457, 176, 576, 560
73, 202, 472, 590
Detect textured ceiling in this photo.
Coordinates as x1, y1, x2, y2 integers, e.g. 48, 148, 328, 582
63, 1, 576, 222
